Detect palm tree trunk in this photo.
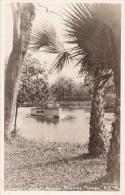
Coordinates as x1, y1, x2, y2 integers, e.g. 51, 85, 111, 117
107, 68, 120, 183
4, 3, 35, 140
88, 77, 106, 156
107, 95, 120, 182
107, 17, 121, 183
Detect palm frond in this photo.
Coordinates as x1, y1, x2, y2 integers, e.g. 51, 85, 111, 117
63, 3, 120, 75
50, 51, 73, 73
28, 15, 73, 74
29, 21, 64, 53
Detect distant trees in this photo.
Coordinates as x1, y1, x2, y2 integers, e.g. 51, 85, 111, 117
51, 76, 91, 102
51, 76, 114, 113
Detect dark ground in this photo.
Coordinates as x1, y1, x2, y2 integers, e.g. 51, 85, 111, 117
4, 135, 118, 191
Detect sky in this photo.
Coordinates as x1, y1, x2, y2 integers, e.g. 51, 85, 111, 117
3, 2, 83, 84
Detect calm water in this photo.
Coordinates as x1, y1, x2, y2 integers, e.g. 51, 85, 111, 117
17, 107, 114, 144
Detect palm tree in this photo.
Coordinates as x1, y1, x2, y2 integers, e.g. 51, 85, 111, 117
52, 3, 120, 181
66, 4, 121, 180
66, 3, 121, 182
92, 4, 121, 183
5, 3, 35, 140
83, 3, 121, 183
60, 4, 114, 156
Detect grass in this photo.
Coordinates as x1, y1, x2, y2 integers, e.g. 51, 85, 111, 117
4, 135, 118, 191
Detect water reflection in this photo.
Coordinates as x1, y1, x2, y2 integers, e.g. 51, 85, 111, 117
17, 107, 113, 144
31, 116, 59, 125
61, 115, 76, 122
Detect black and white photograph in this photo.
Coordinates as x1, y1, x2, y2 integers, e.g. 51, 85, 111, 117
0, 0, 125, 193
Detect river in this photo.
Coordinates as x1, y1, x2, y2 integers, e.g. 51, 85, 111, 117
16, 107, 114, 144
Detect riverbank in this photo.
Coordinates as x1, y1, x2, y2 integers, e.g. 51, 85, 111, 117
20, 100, 113, 112
4, 135, 115, 191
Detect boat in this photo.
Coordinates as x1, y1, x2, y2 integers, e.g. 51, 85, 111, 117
31, 101, 61, 118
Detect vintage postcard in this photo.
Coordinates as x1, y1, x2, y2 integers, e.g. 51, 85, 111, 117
0, 0, 125, 194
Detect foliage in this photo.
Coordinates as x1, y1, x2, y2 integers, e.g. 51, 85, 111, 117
49, 4, 114, 79
17, 56, 50, 106
51, 76, 91, 101
50, 75, 115, 103
29, 13, 71, 71
61, 4, 116, 156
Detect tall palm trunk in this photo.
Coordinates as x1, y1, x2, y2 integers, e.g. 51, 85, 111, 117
88, 74, 106, 156
107, 58, 120, 183
107, 14, 121, 182
107, 94, 120, 182
4, 3, 35, 140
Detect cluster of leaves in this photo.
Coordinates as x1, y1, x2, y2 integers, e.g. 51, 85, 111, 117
63, 4, 117, 76
17, 55, 50, 106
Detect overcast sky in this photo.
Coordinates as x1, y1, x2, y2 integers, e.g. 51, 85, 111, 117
3, 2, 83, 84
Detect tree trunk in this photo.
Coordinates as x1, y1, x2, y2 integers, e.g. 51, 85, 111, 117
107, 12, 121, 183
4, 4, 22, 139
13, 103, 18, 133
107, 94, 120, 183
88, 77, 106, 156
107, 65, 120, 183
4, 3, 35, 140
5, 49, 22, 139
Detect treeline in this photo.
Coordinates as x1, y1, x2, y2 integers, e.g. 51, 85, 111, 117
50, 76, 115, 110
51, 77, 92, 102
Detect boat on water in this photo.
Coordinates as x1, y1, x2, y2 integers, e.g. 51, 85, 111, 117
31, 101, 61, 118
